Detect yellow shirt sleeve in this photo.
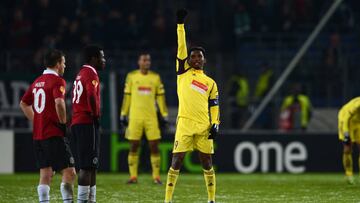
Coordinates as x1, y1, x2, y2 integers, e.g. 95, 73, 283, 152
120, 73, 132, 116
176, 24, 191, 74
209, 82, 220, 125
156, 75, 168, 117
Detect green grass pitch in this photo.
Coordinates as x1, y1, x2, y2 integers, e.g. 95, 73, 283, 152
0, 173, 359, 202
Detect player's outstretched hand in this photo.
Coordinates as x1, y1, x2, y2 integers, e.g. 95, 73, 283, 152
208, 124, 219, 139
176, 8, 188, 24
120, 116, 129, 128
343, 132, 351, 145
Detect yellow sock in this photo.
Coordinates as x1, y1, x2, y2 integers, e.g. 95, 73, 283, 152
150, 154, 161, 179
128, 152, 139, 178
343, 152, 353, 176
203, 167, 216, 202
165, 167, 179, 202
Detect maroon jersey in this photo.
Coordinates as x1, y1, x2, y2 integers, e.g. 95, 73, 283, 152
21, 69, 66, 140
71, 65, 100, 125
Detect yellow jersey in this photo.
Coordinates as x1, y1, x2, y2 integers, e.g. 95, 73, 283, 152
120, 70, 168, 119
176, 24, 220, 125
339, 97, 360, 133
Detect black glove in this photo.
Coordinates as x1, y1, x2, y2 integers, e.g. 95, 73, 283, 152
343, 132, 351, 145
208, 124, 219, 139
56, 123, 67, 136
176, 8, 188, 24
93, 116, 100, 129
159, 116, 169, 130
120, 116, 129, 128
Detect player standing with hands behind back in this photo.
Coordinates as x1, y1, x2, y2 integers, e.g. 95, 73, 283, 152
120, 52, 168, 184
71, 45, 106, 203
20, 49, 76, 203
164, 9, 220, 203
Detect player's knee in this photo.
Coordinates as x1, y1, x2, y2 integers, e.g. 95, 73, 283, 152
149, 142, 159, 154
64, 168, 76, 182
130, 141, 140, 152
343, 145, 352, 153
199, 153, 213, 170
171, 153, 185, 169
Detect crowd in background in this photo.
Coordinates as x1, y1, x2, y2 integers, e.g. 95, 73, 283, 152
0, 0, 359, 129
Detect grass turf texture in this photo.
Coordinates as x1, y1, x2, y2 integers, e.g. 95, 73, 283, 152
0, 173, 358, 202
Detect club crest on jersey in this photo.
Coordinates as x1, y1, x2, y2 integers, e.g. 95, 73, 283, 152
92, 80, 98, 87
59, 86, 65, 95
138, 86, 152, 95
191, 80, 208, 94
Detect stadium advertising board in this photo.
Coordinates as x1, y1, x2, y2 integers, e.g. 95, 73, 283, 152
13, 132, 344, 173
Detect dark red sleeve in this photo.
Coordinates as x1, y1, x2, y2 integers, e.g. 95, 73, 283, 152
53, 78, 66, 99
21, 84, 33, 105
85, 71, 99, 117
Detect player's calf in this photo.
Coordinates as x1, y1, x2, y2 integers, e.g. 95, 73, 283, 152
38, 167, 53, 203
61, 167, 76, 203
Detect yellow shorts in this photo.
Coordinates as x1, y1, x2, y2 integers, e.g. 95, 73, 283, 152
125, 118, 160, 141
173, 117, 213, 154
338, 119, 360, 144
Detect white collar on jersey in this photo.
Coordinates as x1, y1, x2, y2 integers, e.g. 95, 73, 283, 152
43, 68, 59, 76
83, 64, 98, 75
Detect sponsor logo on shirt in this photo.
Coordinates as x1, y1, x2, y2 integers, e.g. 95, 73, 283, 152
138, 86, 152, 95
191, 80, 208, 94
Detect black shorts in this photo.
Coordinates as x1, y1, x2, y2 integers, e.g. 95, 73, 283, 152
33, 136, 75, 171
71, 124, 100, 169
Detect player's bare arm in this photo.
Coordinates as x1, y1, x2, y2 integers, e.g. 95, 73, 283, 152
55, 98, 66, 124
19, 101, 34, 122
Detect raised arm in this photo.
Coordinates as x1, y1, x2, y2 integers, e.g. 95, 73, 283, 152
176, 9, 190, 74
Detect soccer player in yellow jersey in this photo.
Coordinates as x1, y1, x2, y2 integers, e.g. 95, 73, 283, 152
120, 52, 168, 184
164, 9, 220, 203
338, 97, 360, 184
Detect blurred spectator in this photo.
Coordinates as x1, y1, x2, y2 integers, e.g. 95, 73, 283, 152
233, 3, 250, 36
9, 8, 32, 48
62, 20, 81, 49
252, 0, 274, 32
104, 9, 125, 48
228, 72, 250, 128
332, 3, 355, 32
322, 32, 343, 101
282, 0, 296, 31
254, 63, 274, 102
125, 13, 141, 48
279, 84, 312, 131
252, 63, 274, 129
32, 0, 57, 44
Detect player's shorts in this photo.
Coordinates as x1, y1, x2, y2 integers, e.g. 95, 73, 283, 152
338, 108, 360, 143
125, 118, 160, 141
33, 136, 75, 171
71, 124, 100, 169
338, 119, 360, 144
173, 117, 214, 154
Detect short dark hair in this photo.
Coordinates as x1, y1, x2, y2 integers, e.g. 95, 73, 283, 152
138, 51, 151, 59
188, 46, 206, 56
44, 49, 64, 67
84, 44, 103, 63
